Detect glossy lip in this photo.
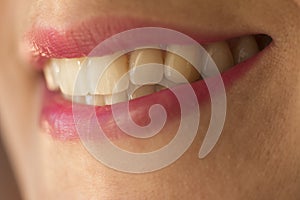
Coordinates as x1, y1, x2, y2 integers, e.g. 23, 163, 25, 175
24, 16, 256, 69
25, 16, 269, 141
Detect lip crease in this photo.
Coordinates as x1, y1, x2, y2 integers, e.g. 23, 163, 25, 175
26, 16, 268, 141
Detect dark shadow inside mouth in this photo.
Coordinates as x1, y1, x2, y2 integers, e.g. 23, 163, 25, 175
255, 34, 273, 50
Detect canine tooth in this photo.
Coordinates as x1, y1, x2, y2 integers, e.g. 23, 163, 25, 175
164, 45, 201, 83
104, 91, 128, 105
44, 62, 60, 91
203, 41, 234, 74
57, 58, 88, 96
86, 53, 129, 95
130, 85, 156, 99
129, 48, 164, 85
85, 95, 105, 106
229, 36, 259, 64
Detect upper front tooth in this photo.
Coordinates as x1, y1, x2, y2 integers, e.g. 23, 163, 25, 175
203, 41, 234, 75
164, 45, 201, 83
86, 53, 129, 95
229, 35, 259, 64
57, 58, 88, 96
129, 48, 164, 85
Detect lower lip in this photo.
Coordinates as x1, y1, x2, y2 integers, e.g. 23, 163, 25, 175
40, 50, 264, 141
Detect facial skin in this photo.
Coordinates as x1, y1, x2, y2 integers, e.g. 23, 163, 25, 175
0, 0, 300, 199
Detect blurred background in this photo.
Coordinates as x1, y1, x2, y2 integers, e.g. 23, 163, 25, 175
0, 131, 21, 200
0, 0, 22, 198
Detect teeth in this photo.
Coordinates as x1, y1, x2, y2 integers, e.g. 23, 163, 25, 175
229, 36, 259, 64
64, 95, 89, 105
44, 35, 265, 107
130, 85, 156, 100
164, 45, 201, 83
203, 41, 234, 74
56, 58, 88, 96
156, 85, 167, 92
104, 91, 128, 105
129, 48, 164, 85
85, 95, 105, 106
71, 96, 86, 104
86, 53, 129, 95
65, 95, 105, 106
44, 62, 60, 91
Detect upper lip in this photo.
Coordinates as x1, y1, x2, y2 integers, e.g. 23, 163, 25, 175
24, 15, 259, 69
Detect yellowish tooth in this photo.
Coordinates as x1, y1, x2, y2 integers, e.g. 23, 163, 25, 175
155, 85, 167, 92
85, 95, 105, 106
57, 58, 88, 96
129, 48, 164, 85
203, 41, 234, 74
164, 45, 201, 83
88, 54, 129, 95
104, 91, 128, 105
130, 85, 156, 99
157, 78, 179, 90
229, 36, 259, 64
72, 96, 86, 104
44, 62, 60, 91
62, 95, 72, 102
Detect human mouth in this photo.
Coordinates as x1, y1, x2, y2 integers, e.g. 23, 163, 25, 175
44, 35, 270, 106
25, 17, 272, 141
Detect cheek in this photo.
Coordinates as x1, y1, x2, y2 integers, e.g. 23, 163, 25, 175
293, 0, 300, 7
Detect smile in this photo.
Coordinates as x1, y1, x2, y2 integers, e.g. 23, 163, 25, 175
25, 16, 272, 141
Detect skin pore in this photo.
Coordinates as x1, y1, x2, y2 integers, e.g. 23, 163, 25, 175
0, 0, 300, 199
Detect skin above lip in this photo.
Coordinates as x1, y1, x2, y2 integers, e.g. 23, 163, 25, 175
25, 16, 270, 141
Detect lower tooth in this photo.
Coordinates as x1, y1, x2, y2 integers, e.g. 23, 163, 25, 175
72, 96, 87, 104
85, 95, 105, 106
104, 91, 128, 105
158, 78, 180, 90
156, 85, 167, 92
130, 85, 156, 99
229, 35, 259, 64
63, 95, 87, 105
